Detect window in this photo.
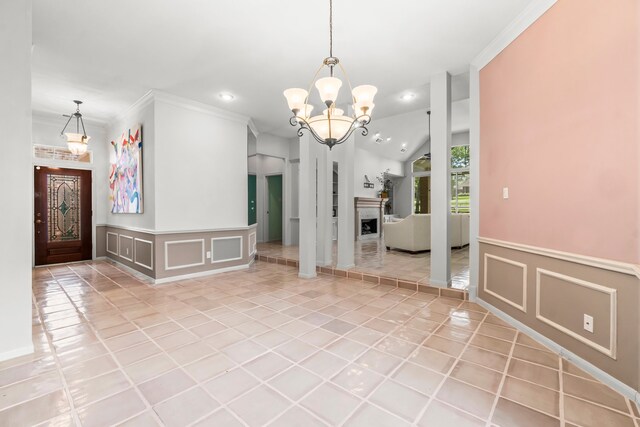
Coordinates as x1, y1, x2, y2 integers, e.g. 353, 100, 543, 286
451, 145, 470, 168
451, 171, 469, 213
414, 176, 430, 214
412, 146, 470, 215
412, 156, 430, 173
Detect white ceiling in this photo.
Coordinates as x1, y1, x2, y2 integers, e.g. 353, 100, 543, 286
32, 0, 532, 141
356, 98, 470, 162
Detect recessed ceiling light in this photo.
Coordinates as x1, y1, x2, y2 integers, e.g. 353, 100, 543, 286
375, 132, 380, 138
386, 137, 391, 141
401, 93, 415, 101
219, 93, 235, 101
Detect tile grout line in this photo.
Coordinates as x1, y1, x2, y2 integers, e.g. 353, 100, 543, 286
483, 329, 518, 427
33, 267, 82, 427
412, 307, 493, 426
66, 262, 167, 426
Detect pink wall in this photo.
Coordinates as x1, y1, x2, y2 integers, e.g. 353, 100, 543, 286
480, 0, 639, 264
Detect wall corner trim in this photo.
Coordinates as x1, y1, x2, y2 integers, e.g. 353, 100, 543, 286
471, 0, 557, 70
478, 236, 640, 280
247, 119, 259, 138
476, 298, 639, 405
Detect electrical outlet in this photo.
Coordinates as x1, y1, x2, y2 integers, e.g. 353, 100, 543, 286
126, 248, 129, 255
206, 251, 211, 259
584, 314, 594, 333
502, 187, 509, 199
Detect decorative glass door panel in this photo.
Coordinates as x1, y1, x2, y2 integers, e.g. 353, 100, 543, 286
35, 167, 92, 265
47, 174, 81, 242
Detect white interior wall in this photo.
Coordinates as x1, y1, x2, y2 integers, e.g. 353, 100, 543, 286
0, 0, 33, 360
154, 97, 248, 231
353, 147, 404, 198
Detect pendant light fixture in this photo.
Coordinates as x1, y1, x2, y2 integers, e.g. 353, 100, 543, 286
284, 0, 377, 150
60, 100, 91, 155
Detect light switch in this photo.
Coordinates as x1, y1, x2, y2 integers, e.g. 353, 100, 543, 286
206, 251, 211, 259
502, 187, 509, 199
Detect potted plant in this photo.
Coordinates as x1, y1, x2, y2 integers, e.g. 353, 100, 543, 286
376, 169, 393, 198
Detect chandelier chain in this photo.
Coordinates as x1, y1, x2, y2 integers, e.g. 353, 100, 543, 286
329, 0, 333, 58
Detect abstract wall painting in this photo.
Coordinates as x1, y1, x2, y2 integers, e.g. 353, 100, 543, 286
109, 125, 143, 213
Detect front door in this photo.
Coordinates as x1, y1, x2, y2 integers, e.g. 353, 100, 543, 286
34, 167, 92, 265
266, 174, 282, 241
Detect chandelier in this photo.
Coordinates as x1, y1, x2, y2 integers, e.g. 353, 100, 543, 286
284, 0, 377, 150
60, 100, 91, 155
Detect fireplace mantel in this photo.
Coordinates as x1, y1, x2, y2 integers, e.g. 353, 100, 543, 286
354, 197, 387, 241
354, 197, 388, 209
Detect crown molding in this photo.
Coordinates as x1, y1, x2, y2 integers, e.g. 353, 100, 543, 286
152, 90, 251, 125
471, 0, 557, 70
109, 90, 155, 127
247, 118, 260, 137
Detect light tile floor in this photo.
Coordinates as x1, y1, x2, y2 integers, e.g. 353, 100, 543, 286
0, 260, 637, 426
257, 240, 470, 290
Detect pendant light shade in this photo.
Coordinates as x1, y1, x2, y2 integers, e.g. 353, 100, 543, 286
60, 100, 90, 156
283, 88, 308, 112
315, 77, 342, 105
65, 133, 91, 155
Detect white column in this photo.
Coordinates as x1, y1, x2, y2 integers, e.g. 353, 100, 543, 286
336, 135, 355, 269
316, 147, 333, 266
430, 71, 452, 287
0, 0, 33, 360
298, 134, 317, 278
469, 65, 480, 300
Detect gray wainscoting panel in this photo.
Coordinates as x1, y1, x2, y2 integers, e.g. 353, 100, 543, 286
165, 239, 205, 270
106, 232, 118, 256
483, 253, 527, 312
134, 238, 154, 270
119, 235, 134, 262
211, 236, 243, 263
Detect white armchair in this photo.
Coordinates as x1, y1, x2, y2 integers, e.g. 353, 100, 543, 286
383, 213, 469, 252
383, 214, 431, 252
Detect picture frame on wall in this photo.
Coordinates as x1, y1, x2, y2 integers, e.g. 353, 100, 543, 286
109, 125, 143, 213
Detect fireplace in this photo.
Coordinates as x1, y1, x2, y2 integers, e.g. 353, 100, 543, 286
360, 218, 378, 235
355, 197, 386, 241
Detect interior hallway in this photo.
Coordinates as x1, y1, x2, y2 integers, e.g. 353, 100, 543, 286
0, 260, 637, 426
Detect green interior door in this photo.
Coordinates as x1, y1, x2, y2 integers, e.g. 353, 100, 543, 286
267, 175, 283, 241
248, 174, 257, 225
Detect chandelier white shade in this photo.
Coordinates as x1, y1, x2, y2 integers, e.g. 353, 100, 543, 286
64, 133, 91, 155
60, 100, 90, 156
284, 0, 377, 149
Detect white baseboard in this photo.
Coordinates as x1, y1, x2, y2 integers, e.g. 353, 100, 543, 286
336, 264, 355, 270
298, 272, 317, 279
154, 263, 252, 285
476, 298, 640, 406
0, 344, 34, 362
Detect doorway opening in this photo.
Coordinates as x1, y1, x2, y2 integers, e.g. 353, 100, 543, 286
266, 174, 283, 242
34, 166, 92, 265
